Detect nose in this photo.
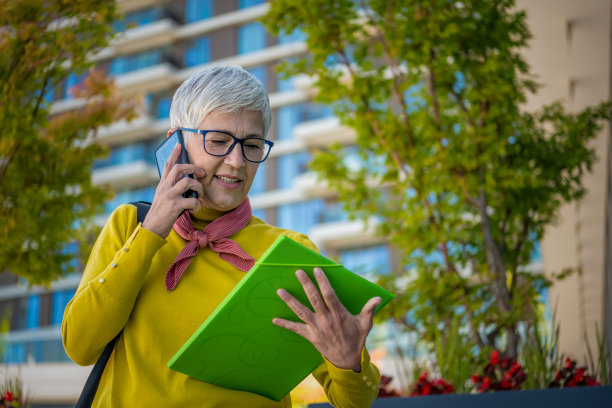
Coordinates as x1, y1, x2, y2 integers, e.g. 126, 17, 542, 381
224, 142, 246, 168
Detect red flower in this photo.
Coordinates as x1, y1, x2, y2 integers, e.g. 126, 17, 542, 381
3, 391, 13, 402
409, 372, 454, 397
490, 350, 500, 366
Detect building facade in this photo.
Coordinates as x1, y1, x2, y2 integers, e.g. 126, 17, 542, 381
516, 0, 612, 364
0, 0, 610, 405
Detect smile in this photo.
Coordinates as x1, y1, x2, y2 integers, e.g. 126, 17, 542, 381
216, 176, 240, 184
215, 176, 242, 189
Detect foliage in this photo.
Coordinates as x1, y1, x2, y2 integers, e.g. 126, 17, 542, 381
519, 306, 561, 389
585, 325, 611, 386
433, 314, 483, 393
264, 0, 612, 361
0, 376, 30, 408
0, 0, 138, 285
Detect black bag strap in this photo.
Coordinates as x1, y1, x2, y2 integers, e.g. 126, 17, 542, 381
75, 201, 151, 408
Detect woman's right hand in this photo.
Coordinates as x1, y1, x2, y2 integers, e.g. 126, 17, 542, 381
142, 143, 205, 238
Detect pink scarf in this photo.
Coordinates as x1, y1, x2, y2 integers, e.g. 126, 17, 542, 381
165, 198, 255, 291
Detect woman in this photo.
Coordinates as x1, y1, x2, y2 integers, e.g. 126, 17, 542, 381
63, 66, 381, 407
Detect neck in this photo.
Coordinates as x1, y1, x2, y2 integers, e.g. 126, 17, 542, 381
191, 206, 229, 222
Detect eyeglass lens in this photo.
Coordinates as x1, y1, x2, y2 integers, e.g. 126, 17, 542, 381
204, 131, 269, 162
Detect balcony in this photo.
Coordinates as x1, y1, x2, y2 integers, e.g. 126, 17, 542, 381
308, 218, 385, 250
175, 3, 269, 40
115, 62, 177, 94
268, 139, 306, 158
293, 117, 357, 148
292, 171, 335, 199
269, 89, 310, 109
176, 42, 308, 83
113, 18, 178, 55
97, 115, 158, 145
92, 160, 158, 189
249, 188, 307, 210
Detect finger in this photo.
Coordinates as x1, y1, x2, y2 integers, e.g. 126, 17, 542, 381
358, 296, 382, 328
277, 288, 315, 325
172, 176, 204, 198
272, 318, 309, 339
161, 143, 181, 180
312, 267, 344, 311
169, 164, 205, 184
295, 270, 328, 314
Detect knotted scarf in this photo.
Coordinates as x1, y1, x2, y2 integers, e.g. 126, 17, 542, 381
165, 198, 255, 291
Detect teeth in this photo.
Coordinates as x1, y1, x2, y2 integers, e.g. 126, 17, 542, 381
218, 176, 238, 184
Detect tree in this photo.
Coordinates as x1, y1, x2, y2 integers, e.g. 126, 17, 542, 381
264, 0, 612, 365
0, 0, 137, 285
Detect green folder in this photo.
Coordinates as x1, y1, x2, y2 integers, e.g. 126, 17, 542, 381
167, 235, 396, 401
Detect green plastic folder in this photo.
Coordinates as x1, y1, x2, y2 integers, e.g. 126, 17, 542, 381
167, 235, 396, 401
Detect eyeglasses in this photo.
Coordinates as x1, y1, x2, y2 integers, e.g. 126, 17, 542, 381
179, 128, 274, 163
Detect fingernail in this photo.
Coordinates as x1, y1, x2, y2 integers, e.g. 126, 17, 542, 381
296, 270, 306, 278
196, 169, 205, 176
277, 288, 287, 297
314, 267, 322, 276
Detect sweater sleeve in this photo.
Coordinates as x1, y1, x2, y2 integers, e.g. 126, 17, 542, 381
62, 205, 167, 366
312, 349, 380, 408
293, 233, 381, 407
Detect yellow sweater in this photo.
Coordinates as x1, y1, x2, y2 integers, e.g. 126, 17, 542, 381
63, 204, 380, 407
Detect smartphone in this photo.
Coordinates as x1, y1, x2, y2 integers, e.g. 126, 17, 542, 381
154, 130, 198, 199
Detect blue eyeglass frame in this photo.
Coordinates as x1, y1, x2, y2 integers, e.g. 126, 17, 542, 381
178, 127, 274, 163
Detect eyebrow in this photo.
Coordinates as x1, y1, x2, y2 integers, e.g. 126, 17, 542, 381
211, 129, 265, 139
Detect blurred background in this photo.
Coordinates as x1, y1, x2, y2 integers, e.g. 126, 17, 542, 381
0, 0, 610, 406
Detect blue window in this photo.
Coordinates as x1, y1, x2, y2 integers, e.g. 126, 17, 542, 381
61, 242, 79, 274
64, 72, 86, 99
105, 186, 157, 214
185, 37, 211, 67
247, 66, 267, 88
114, 7, 162, 32
43, 86, 54, 103
250, 163, 267, 195
51, 289, 75, 326
252, 209, 266, 221
277, 105, 300, 140
530, 240, 541, 263
110, 49, 162, 76
26, 295, 40, 330
340, 246, 391, 277
238, 22, 266, 54
278, 199, 325, 235
4, 343, 26, 364
186, 0, 212, 23
277, 103, 333, 140
157, 97, 172, 119
278, 28, 305, 44
278, 152, 311, 189
239, 0, 265, 8
93, 140, 157, 170
320, 201, 348, 223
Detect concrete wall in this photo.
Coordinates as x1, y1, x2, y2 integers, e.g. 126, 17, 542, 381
516, 0, 612, 360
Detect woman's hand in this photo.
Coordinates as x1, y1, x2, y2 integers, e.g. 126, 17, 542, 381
272, 267, 381, 372
142, 143, 205, 238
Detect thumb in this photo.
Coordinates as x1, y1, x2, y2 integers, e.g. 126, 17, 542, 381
359, 296, 382, 326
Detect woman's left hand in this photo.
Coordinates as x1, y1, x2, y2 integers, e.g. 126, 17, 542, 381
272, 267, 381, 372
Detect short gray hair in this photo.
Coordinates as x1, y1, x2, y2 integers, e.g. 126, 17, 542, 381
170, 65, 271, 137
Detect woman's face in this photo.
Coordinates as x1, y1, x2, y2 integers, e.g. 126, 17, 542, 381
184, 110, 263, 212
